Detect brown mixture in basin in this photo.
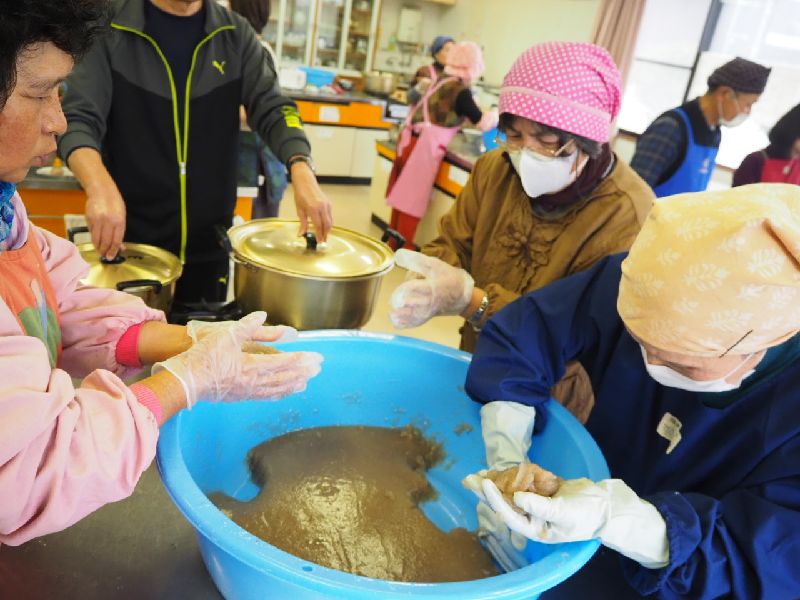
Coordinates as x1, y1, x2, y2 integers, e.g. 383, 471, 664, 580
209, 425, 499, 582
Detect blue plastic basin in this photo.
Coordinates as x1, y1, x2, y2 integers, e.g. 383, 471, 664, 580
157, 332, 609, 599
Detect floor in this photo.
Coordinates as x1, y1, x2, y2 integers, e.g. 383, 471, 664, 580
277, 183, 463, 349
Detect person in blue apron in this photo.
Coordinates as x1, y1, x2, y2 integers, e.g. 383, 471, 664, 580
463, 183, 800, 598
630, 57, 770, 197
734, 102, 800, 186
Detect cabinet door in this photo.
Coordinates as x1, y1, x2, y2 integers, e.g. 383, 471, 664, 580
344, 0, 379, 72
351, 129, 389, 178
305, 124, 356, 176
279, 0, 315, 66
312, 0, 347, 68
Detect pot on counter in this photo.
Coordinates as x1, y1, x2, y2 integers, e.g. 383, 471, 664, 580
69, 227, 182, 313
362, 71, 398, 97
221, 219, 397, 330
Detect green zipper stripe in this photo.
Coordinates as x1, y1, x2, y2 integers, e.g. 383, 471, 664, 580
110, 23, 235, 262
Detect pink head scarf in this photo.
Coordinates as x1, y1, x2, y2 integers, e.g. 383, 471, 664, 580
499, 42, 622, 143
444, 41, 485, 83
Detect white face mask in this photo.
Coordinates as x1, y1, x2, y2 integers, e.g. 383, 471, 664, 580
640, 346, 756, 393
508, 148, 579, 198
718, 94, 748, 128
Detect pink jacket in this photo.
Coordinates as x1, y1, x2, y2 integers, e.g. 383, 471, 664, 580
0, 195, 165, 546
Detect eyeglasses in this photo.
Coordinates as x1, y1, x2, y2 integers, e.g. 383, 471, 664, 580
495, 131, 576, 158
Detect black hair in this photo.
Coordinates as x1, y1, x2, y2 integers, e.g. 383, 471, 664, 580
768, 103, 800, 159
0, 0, 108, 110
498, 112, 603, 159
229, 0, 271, 34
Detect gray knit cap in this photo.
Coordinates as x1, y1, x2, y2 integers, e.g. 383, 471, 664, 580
707, 57, 771, 94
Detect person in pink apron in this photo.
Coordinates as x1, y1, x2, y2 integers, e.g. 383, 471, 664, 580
734, 103, 800, 186
386, 41, 499, 249
407, 35, 455, 105
0, 1, 323, 546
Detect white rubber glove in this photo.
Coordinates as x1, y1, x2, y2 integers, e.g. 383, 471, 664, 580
466, 401, 537, 572
482, 477, 670, 569
389, 249, 474, 329
154, 312, 323, 408
187, 318, 298, 354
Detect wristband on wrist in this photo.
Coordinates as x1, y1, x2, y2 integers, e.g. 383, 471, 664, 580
467, 293, 490, 331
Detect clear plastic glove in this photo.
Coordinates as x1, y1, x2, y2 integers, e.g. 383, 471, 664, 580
462, 401, 537, 572
389, 249, 474, 328
154, 312, 323, 408
186, 318, 298, 354
482, 477, 670, 569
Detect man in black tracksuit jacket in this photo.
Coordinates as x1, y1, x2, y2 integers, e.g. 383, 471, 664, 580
59, 0, 332, 307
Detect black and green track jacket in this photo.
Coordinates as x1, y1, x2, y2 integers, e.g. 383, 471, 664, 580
58, 0, 310, 264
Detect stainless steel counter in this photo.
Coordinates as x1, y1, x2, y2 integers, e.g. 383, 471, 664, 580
377, 132, 483, 173
0, 465, 221, 599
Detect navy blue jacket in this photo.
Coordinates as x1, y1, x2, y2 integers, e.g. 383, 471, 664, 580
467, 254, 800, 599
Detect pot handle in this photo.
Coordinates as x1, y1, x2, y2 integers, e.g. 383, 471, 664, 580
304, 232, 318, 251
67, 226, 89, 244
381, 227, 406, 249
67, 226, 125, 263
116, 279, 163, 294
215, 224, 234, 254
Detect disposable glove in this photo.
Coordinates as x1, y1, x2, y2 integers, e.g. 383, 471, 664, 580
463, 401, 537, 572
482, 477, 670, 569
154, 311, 323, 408
187, 318, 298, 354
389, 249, 474, 328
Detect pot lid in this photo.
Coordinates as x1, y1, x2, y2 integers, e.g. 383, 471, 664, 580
76, 242, 183, 290
227, 219, 394, 278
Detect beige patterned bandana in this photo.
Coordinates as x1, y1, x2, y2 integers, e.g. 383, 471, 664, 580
618, 183, 800, 356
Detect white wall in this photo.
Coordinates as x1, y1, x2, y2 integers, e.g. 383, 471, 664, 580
374, 0, 601, 85
373, 0, 448, 74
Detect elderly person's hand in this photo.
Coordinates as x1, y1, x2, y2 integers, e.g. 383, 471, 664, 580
186, 318, 298, 354
154, 312, 323, 407
481, 476, 670, 569
389, 249, 474, 328
289, 158, 333, 242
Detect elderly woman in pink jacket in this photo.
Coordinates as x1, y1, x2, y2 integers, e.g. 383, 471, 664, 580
0, 0, 322, 546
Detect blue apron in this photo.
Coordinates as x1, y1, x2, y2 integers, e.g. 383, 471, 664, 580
653, 108, 718, 197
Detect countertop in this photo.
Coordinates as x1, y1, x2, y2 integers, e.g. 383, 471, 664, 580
377, 132, 484, 173
287, 89, 395, 106
0, 465, 221, 599
20, 168, 82, 191
19, 154, 260, 194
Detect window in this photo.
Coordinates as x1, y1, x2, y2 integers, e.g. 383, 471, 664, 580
616, 0, 712, 134
618, 0, 800, 170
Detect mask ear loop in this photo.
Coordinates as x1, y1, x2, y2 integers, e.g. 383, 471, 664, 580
719, 330, 753, 357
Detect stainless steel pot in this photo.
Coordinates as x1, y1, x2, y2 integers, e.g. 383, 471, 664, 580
69, 227, 183, 313
223, 219, 395, 330
363, 71, 397, 96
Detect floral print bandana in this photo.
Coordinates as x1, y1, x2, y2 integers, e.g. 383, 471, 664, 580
618, 183, 800, 356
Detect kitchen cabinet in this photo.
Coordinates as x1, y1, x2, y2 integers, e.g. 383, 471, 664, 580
304, 124, 357, 176
265, 0, 381, 75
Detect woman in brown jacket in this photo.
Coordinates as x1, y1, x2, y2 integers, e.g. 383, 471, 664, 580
389, 42, 655, 422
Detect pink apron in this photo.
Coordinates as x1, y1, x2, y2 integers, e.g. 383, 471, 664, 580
386, 77, 462, 219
